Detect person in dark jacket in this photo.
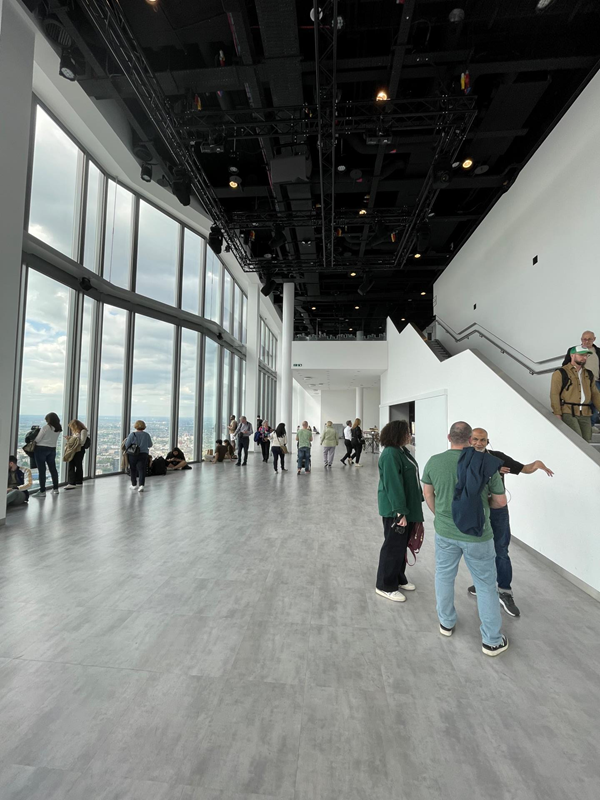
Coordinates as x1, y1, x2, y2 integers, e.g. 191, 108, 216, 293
166, 447, 189, 470
349, 418, 364, 466
125, 420, 153, 492
7, 456, 32, 507
375, 420, 424, 603
421, 421, 509, 657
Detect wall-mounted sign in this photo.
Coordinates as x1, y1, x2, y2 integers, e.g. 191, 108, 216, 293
293, 363, 303, 367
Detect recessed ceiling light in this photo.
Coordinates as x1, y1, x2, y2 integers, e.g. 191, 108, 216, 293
359, 209, 367, 216
401, 317, 406, 321
355, 305, 360, 309
461, 158, 474, 170
376, 90, 388, 102
350, 272, 357, 277
337, 164, 347, 172
414, 253, 421, 259
474, 164, 489, 175
229, 176, 241, 189
420, 292, 426, 296
349, 328, 353, 331
311, 306, 316, 310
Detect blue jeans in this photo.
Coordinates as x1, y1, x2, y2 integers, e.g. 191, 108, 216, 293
298, 446, 311, 471
435, 533, 503, 646
34, 446, 59, 492
592, 380, 600, 426
490, 505, 512, 592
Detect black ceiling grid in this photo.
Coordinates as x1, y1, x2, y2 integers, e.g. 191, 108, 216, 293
33, 0, 600, 336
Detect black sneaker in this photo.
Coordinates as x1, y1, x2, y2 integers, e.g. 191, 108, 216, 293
439, 624, 455, 637
482, 635, 509, 657
499, 592, 521, 617
468, 585, 476, 597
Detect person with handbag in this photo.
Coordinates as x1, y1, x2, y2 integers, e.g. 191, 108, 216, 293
350, 418, 364, 467
64, 419, 89, 489
258, 419, 273, 462
375, 419, 424, 603
124, 420, 153, 492
33, 412, 62, 496
269, 423, 288, 473
320, 421, 339, 468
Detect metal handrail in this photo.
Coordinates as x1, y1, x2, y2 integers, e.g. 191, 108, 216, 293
435, 317, 563, 376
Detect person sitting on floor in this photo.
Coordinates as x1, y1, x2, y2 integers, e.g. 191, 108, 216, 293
222, 438, 235, 459
166, 447, 190, 470
212, 440, 228, 463
7, 455, 32, 508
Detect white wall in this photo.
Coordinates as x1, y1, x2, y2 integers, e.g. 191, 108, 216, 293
363, 386, 380, 429
433, 69, 600, 407
292, 380, 321, 432
291, 340, 387, 371
320, 390, 354, 427
381, 320, 600, 595
414, 394, 448, 471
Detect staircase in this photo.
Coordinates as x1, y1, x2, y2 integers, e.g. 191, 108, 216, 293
426, 339, 452, 362
592, 430, 600, 453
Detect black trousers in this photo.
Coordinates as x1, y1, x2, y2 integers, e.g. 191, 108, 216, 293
376, 517, 412, 592
272, 446, 285, 470
68, 450, 85, 485
237, 436, 249, 464
350, 441, 363, 464
341, 439, 353, 463
128, 453, 149, 486
261, 440, 271, 461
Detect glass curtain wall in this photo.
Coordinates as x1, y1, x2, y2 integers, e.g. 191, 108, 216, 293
18, 102, 250, 480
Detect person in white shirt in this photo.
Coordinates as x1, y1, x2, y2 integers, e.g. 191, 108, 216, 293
340, 419, 354, 465
34, 412, 62, 496
64, 419, 89, 489
269, 423, 288, 473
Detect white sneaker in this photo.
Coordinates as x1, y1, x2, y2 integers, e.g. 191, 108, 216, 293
52, 489, 59, 494
130, 485, 138, 491
138, 485, 145, 493
354, 463, 362, 468
375, 588, 406, 603
399, 582, 416, 591
64, 484, 77, 490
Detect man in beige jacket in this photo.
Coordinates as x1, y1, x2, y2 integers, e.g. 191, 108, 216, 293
551, 345, 600, 442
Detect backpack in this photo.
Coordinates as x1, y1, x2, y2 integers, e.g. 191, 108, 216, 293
558, 367, 594, 406
151, 456, 167, 476
406, 522, 425, 566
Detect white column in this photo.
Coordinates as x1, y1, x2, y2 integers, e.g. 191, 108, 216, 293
281, 282, 294, 438
0, 0, 35, 525
356, 386, 364, 423
244, 283, 260, 441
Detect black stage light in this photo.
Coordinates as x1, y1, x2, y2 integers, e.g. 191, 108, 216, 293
79, 277, 92, 292
172, 168, 191, 206
261, 278, 276, 296
140, 163, 152, 183
59, 51, 77, 81
208, 224, 223, 255
432, 158, 454, 189
217, 332, 224, 341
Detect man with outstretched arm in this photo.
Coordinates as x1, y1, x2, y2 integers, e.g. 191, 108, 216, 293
468, 428, 553, 618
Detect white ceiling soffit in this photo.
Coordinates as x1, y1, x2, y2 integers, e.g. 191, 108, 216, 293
293, 369, 382, 391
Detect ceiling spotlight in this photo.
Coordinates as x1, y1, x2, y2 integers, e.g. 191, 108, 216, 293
414, 253, 421, 259
229, 175, 242, 189
228, 164, 239, 174
461, 158, 474, 170
172, 168, 191, 206
140, 163, 152, 183
208, 224, 223, 255
355, 305, 360, 309
145, 0, 159, 4
420, 292, 426, 296
350, 169, 363, 181
310, 7, 323, 21
260, 277, 276, 296
337, 164, 347, 172
432, 157, 455, 189
376, 90, 388, 102
350, 272, 357, 277
311, 306, 316, 310
401, 317, 406, 321
449, 8, 465, 23
59, 51, 77, 81
358, 208, 367, 216
349, 328, 353, 332
536, 0, 557, 12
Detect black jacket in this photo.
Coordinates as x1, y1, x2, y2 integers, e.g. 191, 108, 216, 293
562, 343, 600, 366
451, 448, 503, 538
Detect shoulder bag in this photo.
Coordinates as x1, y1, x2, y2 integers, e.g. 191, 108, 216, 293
125, 434, 140, 456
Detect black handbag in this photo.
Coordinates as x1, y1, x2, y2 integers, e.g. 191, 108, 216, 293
125, 434, 140, 456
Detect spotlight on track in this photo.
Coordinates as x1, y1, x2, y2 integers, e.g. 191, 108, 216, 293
208, 224, 223, 255
376, 90, 388, 102
432, 158, 455, 189
140, 163, 152, 183
461, 158, 474, 170
172, 167, 191, 206
59, 51, 77, 81
228, 175, 242, 189
260, 277, 276, 296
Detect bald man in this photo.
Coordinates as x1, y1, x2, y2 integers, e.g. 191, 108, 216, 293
468, 428, 554, 618
563, 331, 600, 429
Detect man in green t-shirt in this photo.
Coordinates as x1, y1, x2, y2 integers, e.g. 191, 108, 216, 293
421, 421, 509, 657
296, 421, 313, 474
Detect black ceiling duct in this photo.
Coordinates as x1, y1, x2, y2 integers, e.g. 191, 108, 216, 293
208, 225, 223, 255
172, 168, 191, 206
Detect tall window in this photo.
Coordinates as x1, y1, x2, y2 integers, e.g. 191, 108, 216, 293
136, 200, 180, 306
18, 271, 72, 485
202, 338, 219, 454
179, 328, 199, 458
181, 229, 204, 316
104, 180, 133, 289
131, 316, 174, 457
83, 162, 104, 272
97, 305, 127, 474
28, 107, 82, 259
77, 297, 95, 425
223, 271, 233, 333
241, 294, 248, 344
205, 249, 222, 324
233, 284, 242, 341
221, 349, 231, 439
232, 355, 240, 420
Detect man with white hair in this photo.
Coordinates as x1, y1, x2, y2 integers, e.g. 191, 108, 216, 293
562, 331, 600, 429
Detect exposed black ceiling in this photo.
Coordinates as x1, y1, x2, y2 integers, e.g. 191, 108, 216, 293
36, 0, 600, 336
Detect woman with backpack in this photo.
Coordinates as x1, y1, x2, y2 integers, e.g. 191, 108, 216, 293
349, 418, 364, 467
125, 420, 153, 493
34, 412, 62, 496
64, 419, 89, 489
269, 423, 288, 473
375, 419, 424, 603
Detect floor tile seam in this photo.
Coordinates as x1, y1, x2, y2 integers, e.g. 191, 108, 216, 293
13, 655, 188, 678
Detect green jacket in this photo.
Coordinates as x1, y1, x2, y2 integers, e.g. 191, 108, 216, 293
378, 446, 424, 521
320, 427, 339, 446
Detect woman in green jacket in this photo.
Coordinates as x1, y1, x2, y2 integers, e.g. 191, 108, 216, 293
320, 421, 339, 467
376, 420, 424, 603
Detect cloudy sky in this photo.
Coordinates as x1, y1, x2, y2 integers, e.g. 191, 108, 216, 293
20, 105, 245, 429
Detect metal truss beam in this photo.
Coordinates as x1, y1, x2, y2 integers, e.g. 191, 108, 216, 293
231, 208, 412, 229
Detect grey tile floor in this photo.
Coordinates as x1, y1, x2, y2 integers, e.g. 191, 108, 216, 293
1, 449, 600, 799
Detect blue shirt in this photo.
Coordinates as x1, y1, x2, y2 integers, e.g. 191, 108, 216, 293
125, 430, 153, 454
